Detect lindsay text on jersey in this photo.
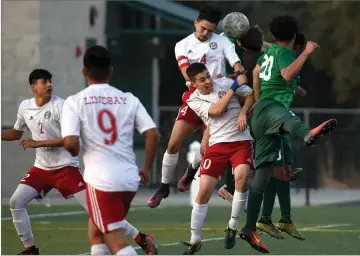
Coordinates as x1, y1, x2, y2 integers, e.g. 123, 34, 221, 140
84, 96, 127, 105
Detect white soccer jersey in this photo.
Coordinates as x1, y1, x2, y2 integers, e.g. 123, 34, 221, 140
14, 96, 79, 170
175, 33, 240, 79
187, 78, 253, 146
61, 84, 157, 192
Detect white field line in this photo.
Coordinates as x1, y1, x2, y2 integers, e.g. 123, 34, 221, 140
131, 223, 351, 250
1, 210, 350, 253
1, 206, 150, 221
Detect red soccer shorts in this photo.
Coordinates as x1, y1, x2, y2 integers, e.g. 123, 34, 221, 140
176, 86, 204, 128
19, 165, 85, 199
86, 183, 136, 233
200, 140, 254, 178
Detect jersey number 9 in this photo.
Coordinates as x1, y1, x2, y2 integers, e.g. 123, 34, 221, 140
97, 109, 118, 145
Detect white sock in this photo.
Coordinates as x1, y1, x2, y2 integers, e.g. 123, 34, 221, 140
228, 190, 248, 230
11, 208, 34, 248
191, 149, 202, 170
91, 243, 111, 255
190, 202, 208, 244
122, 220, 140, 240
116, 245, 137, 256
161, 151, 179, 184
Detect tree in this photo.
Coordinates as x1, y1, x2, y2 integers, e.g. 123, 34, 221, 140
307, 1, 360, 105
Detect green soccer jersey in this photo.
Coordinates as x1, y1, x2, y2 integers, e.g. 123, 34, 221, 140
257, 44, 299, 109
220, 33, 243, 76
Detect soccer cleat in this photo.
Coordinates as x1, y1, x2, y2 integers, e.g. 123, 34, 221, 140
289, 168, 303, 183
181, 241, 202, 255
177, 164, 198, 192
304, 119, 337, 147
239, 227, 269, 253
18, 246, 39, 255
224, 227, 237, 249
147, 184, 170, 208
136, 233, 158, 255
218, 185, 233, 203
276, 222, 306, 241
256, 219, 284, 239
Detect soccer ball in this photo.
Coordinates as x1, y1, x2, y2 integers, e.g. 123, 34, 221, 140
222, 12, 250, 39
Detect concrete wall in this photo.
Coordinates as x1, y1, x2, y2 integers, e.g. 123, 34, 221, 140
1, 0, 106, 198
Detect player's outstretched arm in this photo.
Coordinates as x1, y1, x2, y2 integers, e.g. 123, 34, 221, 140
1, 128, 23, 141
209, 75, 247, 116
20, 137, 64, 150
281, 41, 319, 82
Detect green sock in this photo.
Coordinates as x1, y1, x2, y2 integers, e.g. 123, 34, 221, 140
277, 180, 292, 223
245, 164, 272, 231
282, 116, 310, 139
261, 177, 278, 221
225, 165, 235, 195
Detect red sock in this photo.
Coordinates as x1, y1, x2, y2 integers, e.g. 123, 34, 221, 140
25, 246, 34, 251
134, 233, 142, 244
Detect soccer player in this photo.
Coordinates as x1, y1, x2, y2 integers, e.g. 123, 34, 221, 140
148, 6, 245, 208
1, 69, 157, 255
218, 29, 306, 203
180, 63, 254, 254
61, 46, 159, 255
218, 25, 266, 203
239, 15, 337, 253
256, 32, 307, 241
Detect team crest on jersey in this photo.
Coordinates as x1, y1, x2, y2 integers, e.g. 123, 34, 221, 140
209, 42, 217, 50
44, 111, 51, 119
218, 91, 226, 98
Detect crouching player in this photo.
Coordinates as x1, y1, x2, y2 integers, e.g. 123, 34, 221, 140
180, 63, 254, 254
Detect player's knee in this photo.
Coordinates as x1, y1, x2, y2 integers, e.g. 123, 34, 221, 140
167, 141, 180, 154
234, 166, 250, 192
196, 188, 211, 205
9, 194, 25, 209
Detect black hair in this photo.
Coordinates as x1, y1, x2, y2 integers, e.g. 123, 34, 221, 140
83, 45, 111, 81
293, 31, 306, 50
270, 15, 298, 42
186, 63, 208, 81
197, 5, 222, 25
240, 25, 264, 52
29, 69, 52, 85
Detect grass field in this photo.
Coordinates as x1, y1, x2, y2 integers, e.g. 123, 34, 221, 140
2, 204, 360, 255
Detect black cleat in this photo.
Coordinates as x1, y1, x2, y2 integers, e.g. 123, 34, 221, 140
224, 227, 237, 249
305, 119, 337, 147
148, 184, 170, 208
181, 241, 202, 255
18, 246, 39, 255
177, 164, 198, 192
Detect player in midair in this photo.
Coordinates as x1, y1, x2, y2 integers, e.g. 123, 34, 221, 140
181, 63, 254, 254
61, 46, 159, 255
1, 69, 157, 255
255, 32, 307, 241
218, 25, 305, 203
148, 6, 245, 208
239, 15, 337, 253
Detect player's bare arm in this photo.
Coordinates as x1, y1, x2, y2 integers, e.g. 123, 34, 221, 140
140, 128, 159, 184
200, 127, 210, 156
237, 92, 254, 132
1, 128, 23, 141
63, 136, 80, 157
252, 64, 261, 102
281, 41, 319, 81
209, 75, 247, 116
179, 66, 191, 82
21, 137, 64, 150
